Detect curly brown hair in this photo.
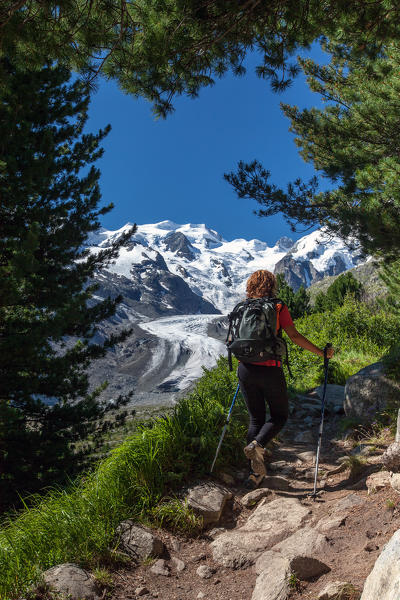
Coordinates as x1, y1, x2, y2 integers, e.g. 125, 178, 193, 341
246, 270, 277, 298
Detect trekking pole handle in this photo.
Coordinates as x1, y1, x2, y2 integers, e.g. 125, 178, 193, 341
324, 343, 332, 368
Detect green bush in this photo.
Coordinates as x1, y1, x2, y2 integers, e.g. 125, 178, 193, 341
285, 296, 400, 392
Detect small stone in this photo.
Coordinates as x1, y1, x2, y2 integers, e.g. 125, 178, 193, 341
293, 430, 314, 444
214, 579, 221, 585
364, 541, 379, 552
268, 460, 287, 471
261, 475, 291, 491
193, 553, 207, 562
197, 593, 205, 599
187, 482, 232, 526
135, 587, 149, 597
150, 559, 170, 577
196, 565, 215, 579
172, 557, 186, 572
318, 581, 353, 599
240, 488, 271, 508
116, 521, 164, 563
366, 471, 391, 494
296, 451, 316, 464
171, 539, 181, 552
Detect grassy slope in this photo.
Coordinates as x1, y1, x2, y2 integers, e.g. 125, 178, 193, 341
1, 298, 399, 599
307, 260, 386, 305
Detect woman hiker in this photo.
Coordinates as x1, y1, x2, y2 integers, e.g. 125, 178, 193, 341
236, 269, 335, 488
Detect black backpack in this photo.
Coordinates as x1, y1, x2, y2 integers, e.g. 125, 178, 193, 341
225, 297, 290, 373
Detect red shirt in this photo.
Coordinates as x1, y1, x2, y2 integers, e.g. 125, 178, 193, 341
251, 304, 293, 367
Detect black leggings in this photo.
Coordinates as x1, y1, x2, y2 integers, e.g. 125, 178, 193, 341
238, 362, 288, 448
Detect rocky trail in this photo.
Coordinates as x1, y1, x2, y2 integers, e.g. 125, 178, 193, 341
43, 385, 400, 600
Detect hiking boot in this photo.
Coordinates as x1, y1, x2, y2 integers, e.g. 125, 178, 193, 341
244, 472, 264, 489
244, 440, 267, 475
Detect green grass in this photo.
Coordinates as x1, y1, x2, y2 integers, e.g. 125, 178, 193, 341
284, 296, 400, 393
0, 360, 247, 599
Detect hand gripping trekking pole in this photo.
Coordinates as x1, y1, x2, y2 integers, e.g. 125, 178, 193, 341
210, 384, 240, 474
310, 343, 332, 500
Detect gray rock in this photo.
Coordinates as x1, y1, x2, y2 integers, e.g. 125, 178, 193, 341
256, 528, 330, 579
396, 408, 400, 443
42, 563, 101, 600
251, 553, 291, 600
382, 442, 400, 473
171, 557, 186, 572
197, 593, 206, 599
240, 488, 272, 508
115, 521, 164, 562
296, 451, 316, 464
361, 529, 400, 599
150, 559, 170, 577
315, 514, 346, 533
171, 539, 181, 552
391, 473, 400, 493
344, 362, 400, 423
366, 471, 391, 494
293, 430, 314, 444
261, 475, 291, 491
211, 497, 310, 568
315, 384, 345, 408
187, 482, 232, 526
135, 587, 150, 597
269, 461, 287, 471
318, 581, 354, 599
196, 565, 215, 579
333, 493, 367, 512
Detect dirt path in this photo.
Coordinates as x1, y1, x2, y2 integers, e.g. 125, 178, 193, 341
110, 401, 399, 600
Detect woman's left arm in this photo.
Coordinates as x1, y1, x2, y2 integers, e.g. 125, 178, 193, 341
284, 325, 335, 359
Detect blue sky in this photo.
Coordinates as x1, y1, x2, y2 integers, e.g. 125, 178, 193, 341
87, 49, 326, 247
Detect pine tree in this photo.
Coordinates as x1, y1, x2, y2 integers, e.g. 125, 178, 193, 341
3, 2, 400, 116
276, 273, 310, 319
379, 261, 400, 319
0, 61, 136, 508
313, 272, 363, 312
225, 42, 400, 259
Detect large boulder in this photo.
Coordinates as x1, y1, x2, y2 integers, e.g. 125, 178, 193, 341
344, 362, 400, 423
256, 528, 331, 580
211, 497, 310, 568
251, 553, 291, 600
382, 442, 400, 473
115, 521, 164, 562
42, 563, 101, 600
361, 528, 400, 599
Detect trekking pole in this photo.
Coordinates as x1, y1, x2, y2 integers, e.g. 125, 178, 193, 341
210, 383, 240, 474
310, 343, 332, 500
